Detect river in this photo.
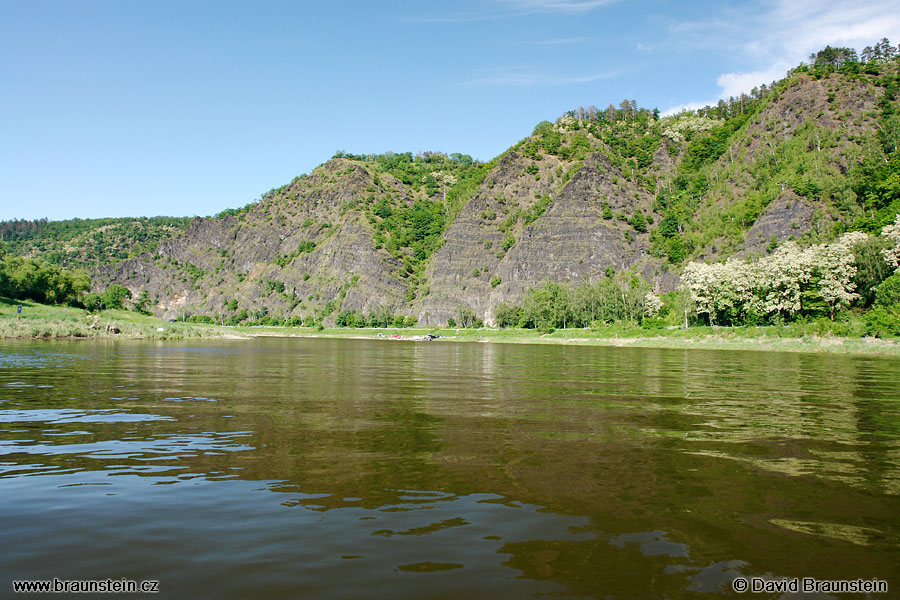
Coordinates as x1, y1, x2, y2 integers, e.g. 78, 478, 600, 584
1, 338, 898, 598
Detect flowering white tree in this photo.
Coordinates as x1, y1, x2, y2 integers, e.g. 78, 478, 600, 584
813, 232, 867, 318
681, 261, 752, 324
882, 214, 900, 272
681, 261, 720, 323
661, 115, 721, 144
426, 172, 458, 203
757, 242, 813, 319
681, 232, 869, 323
644, 292, 663, 317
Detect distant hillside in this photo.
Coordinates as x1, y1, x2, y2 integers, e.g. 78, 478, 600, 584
0, 217, 192, 270
10, 44, 900, 327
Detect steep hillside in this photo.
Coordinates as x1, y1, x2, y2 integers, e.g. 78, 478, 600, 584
416, 149, 661, 324
648, 59, 899, 267
685, 67, 888, 258
95, 160, 415, 321
11, 49, 900, 327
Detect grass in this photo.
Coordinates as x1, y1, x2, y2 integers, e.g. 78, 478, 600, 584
0, 297, 234, 340
2, 297, 898, 355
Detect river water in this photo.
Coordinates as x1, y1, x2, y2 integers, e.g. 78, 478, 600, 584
1, 338, 898, 598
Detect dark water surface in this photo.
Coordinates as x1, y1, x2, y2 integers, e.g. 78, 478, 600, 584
1, 338, 899, 598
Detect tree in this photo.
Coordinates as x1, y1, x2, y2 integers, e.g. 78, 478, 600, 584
101, 285, 131, 310
521, 281, 570, 330
456, 306, 476, 328
0, 255, 89, 305
82, 292, 102, 312
681, 233, 870, 323
605, 103, 619, 122
862, 45, 875, 63
134, 289, 152, 315
813, 232, 866, 319
877, 38, 896, 60
619, 99, 636, 122
367, 304, 394, 328
809, 45, 858, 69
853, 235, 893, 305
493, 302, 522, 328
644, 293, 664, 318
882, 214, 900, 272
429, 171, 458, 203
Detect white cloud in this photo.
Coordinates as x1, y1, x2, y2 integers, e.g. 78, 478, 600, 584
763, 0, 900, 58
716, 63, 792, 99
663, 0, 900, 113
660, 101, 713, 118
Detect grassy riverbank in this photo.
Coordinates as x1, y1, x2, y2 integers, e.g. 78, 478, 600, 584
0, 297, 233, 340
2, 297, 899, 355
259, 324, 900, 355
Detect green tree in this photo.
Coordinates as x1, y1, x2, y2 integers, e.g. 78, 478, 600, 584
493, 302, 522, 328
456, 306, 476, 328
101, 285, 132, 310
134, 289, 152, 315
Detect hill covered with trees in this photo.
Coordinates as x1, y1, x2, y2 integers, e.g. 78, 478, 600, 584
0, 216, 192, 270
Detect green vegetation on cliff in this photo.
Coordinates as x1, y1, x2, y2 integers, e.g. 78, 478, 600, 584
0, 216, 192, 269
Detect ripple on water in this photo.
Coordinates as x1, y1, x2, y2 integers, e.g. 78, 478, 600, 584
769, 519, 900, 547
0, 409, 175, 424
0, 430, 255, 477
0, 351, 88, 369
161, 396, 221, 402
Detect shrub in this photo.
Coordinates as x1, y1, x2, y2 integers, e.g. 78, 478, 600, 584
875, 273, 900, 306
865, 305, 900, 337
631, 212, 647, 233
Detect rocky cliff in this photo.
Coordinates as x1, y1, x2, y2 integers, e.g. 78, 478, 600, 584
91, 59, 900, 325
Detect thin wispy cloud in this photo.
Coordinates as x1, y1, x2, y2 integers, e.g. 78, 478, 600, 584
465, 68, 619, 87
410, 0, 618, 23
514, 36, 594, 45
499, 0, 619, 13
410, 12, 514, 23
663, 0, 900, 114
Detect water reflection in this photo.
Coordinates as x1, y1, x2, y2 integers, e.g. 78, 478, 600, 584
1, 339, 899, 598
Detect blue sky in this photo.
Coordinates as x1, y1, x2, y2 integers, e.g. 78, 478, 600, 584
2, 0, 899, 220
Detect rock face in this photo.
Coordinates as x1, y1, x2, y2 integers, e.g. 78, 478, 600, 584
95, 160, 410, 322
742, 194, 822, 254
97, 146, 665, 326
92, 65, 898, 325
416, 152, 656, 324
